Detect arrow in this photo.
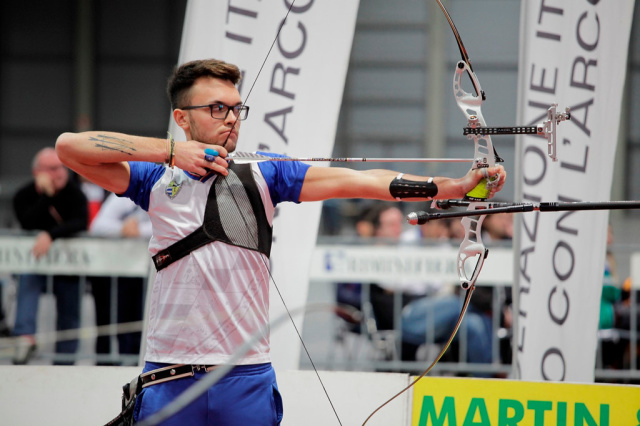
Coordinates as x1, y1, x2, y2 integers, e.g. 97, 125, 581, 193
227, 151, 475, 164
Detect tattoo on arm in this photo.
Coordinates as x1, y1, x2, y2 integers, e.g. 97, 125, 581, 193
89, 134, 137, 156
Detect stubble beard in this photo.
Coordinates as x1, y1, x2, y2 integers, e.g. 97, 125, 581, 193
189, 118, 238, 153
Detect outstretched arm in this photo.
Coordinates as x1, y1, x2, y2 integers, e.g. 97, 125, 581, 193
298, 165, 506, 202
55, 131, 229, 193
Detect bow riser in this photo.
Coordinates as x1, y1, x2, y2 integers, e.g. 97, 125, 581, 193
453, 61, 499, 201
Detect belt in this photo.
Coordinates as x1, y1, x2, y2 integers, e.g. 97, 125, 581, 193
140, 364, 220, 388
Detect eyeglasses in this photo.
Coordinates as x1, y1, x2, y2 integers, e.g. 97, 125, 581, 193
181, 103, 250, 121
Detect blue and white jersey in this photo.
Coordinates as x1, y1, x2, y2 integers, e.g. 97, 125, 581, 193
122, 153, 310, 365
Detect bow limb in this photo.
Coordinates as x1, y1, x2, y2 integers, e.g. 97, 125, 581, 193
361, 285, 476, 426
437, 0, 504, 166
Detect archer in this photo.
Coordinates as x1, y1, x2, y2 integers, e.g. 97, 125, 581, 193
56, 58, 506, 425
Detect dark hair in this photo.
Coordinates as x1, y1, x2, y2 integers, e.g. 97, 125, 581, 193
167, 59, 242, 109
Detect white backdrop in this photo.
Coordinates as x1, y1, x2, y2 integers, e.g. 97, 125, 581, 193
514, 0, 636, 382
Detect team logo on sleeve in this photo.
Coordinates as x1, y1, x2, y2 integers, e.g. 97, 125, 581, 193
165, 180, 182, 199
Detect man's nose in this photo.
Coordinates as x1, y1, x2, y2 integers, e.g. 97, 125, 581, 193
224, 108, 239, 125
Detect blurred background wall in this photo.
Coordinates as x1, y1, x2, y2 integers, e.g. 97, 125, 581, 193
0, 0, 187, 226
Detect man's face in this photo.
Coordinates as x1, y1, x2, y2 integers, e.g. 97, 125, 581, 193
35, 150, 69, 192
421, 220, 450, 240
485, 212, 513, 240
179, 76, 243, 152
375, 208, 404, 240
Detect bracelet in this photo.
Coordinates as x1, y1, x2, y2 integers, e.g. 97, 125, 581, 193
167, 132, 175, 168
165, 137, 171, 164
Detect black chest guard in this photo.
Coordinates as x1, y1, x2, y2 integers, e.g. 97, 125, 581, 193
152, 163, 273, 271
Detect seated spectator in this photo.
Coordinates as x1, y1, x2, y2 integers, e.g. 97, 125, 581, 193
12, 147, 88, 364
0, 281, 9, 338
614, 277, 639, 333
335, 205, 378, 319
600, 231, 619, 332
401, 293, 493, 366
400, 211, 514, 372
599, 224, 640, 369
481, 210, 513, 245
89, 192, 151, 365
367, 203, 423, 333
336, 202, 426, 361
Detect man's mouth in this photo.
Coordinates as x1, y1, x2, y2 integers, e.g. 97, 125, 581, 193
220, 129, 237, 148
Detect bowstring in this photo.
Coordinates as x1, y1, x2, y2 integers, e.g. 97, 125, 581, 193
223, 182, 343, 426
218, 1, 344, 424
222, 1, 293, 148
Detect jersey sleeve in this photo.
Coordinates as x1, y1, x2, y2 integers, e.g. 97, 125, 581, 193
256, 152, 310, 206
119, 161, 166, 211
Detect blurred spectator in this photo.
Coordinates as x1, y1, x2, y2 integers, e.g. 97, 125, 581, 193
367, 203, 423, 334
354, 203, 377, 239
448, 217, 466, 240
400, 212, 514, 371
401, 207, 451, 243
12, 147, 88, 364
336, 202, 422, 360
335, 204, 379, 314
401, 206, 454, 297
401, 292, 493, 367
616, 277, 639, 332
599, 224, 640, 369
481, 211, 513, 244
600, 225, 619, 332
334, 204, 378, 340
89, 193, 151, 365
0, 283, 9, 337
480, 211, 514, 365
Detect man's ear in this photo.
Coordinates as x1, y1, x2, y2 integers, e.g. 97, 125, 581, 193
173, 109, 189, 131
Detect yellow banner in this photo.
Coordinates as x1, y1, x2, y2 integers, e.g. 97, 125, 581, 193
412, 377, 640, 426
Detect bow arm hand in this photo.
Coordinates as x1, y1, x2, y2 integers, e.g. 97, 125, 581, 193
298, 165, 506, 202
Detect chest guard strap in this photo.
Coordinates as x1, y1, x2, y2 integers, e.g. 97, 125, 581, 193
152, 163, 272, 272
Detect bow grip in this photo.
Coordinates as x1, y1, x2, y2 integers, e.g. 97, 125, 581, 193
466, 178, 490, 200
464, 167, 499, 201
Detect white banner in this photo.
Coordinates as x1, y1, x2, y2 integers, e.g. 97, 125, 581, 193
514, 0, 635, 382
172, 1, 360, 370
0, 235, 149, 276
309, 245, 514, 286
